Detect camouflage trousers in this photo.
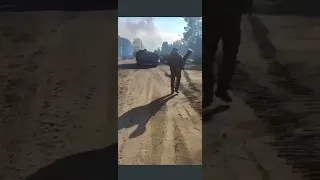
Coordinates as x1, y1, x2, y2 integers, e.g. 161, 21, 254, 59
170, 68, 182, 91
203, 14, 242, 102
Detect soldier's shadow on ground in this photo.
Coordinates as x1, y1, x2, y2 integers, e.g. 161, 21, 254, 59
118, 93, 177, 138
24, 143, 117, 180
118, 63, 155, 70
203, 105, 230, 122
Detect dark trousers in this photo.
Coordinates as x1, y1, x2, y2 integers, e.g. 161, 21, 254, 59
203, 15, 242, 102
170, 68, 181, 91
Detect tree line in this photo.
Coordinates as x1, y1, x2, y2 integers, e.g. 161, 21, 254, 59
118, 36, 145, 59
118, 17, 202, 62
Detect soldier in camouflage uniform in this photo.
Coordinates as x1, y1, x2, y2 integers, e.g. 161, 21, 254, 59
203, 0, 254, 108
168, 48, 184, 94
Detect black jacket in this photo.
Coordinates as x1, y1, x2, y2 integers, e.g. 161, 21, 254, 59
168, 52, 184, 71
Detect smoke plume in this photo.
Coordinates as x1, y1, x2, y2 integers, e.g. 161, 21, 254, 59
118, 17, 163, 51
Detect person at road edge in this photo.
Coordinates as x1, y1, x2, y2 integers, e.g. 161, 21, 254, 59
203, 0, 254, 108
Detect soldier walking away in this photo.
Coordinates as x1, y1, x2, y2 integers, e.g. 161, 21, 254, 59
203, 0, 253, 108
168, 48, 184, 94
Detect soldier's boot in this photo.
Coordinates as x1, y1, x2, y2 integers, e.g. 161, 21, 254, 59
203, 82, 214, 108
203, 81, 214, 108
215, 89, 232, 102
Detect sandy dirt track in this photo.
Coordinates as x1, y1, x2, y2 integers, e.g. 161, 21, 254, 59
203, 5, 320, 180
0, 11, 117, 180
118, 60, 202, 165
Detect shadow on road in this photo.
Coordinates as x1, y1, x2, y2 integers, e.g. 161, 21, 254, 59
118, 63, 155, 70
203, 105, 230, 122
118, 93, 177, 138
248, 15, 277, 59
253, 0, 320, 17
25, 143, 117, 180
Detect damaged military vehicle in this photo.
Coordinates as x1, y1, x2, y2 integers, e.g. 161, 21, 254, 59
135, 49, 159, 67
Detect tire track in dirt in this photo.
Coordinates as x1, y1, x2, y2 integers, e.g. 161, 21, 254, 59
24, 15, 101, 173
173, 97, 201, 165
1, 11, 118, 179
118, 68, 161, 164
133, 72, 155, 163
233, 63, 320, 180
148, 90, 169, 164
118, 70, 135, 113
159, 67, 202, 116
145, 70, 156, 100
183, 70, 201, 93
145, 68, 174, 164
118, 70, 139, 163
181, 70, 202, 116
173, 115, 193, 165
0, 15, 83, 179
237, 15, 320, 180
118, 62, 201, 165
0, 12, 79, 126
159, 65, 202, 164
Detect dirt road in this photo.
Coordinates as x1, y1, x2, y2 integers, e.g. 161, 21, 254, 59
118, 60, 202, 165
203, 2, 320, 179
0, 11, 117, 180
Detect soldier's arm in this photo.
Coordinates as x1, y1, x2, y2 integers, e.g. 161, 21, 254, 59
179, 55, 184, 68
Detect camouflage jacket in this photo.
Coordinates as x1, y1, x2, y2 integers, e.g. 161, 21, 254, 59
168, 52, 184, 71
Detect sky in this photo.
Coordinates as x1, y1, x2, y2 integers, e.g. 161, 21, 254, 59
118, 17, 187, 51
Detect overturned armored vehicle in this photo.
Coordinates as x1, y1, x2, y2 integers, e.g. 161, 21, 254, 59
136, 49, 159, 67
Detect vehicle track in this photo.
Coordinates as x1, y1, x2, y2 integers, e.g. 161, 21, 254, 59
118, 60, 202, 165
159, 66, 202, 116
0, 11, 118, 180
233, 14, 320, 180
